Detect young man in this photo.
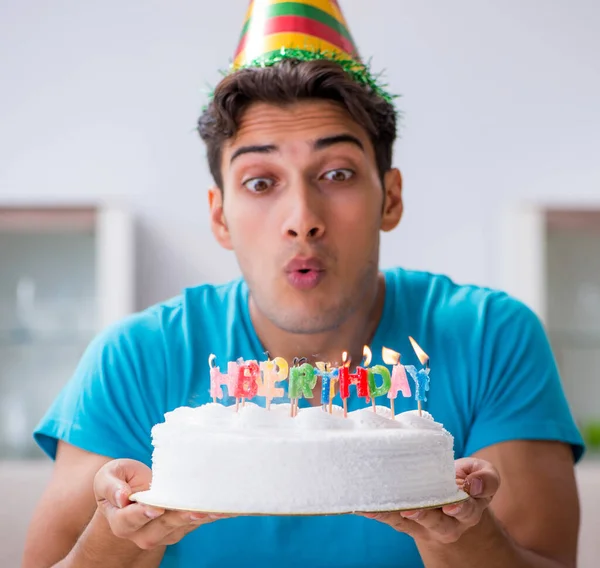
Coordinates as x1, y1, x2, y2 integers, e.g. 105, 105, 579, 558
24, 2, 583, 567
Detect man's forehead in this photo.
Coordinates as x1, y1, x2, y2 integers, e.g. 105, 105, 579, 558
229, 100, 367, 147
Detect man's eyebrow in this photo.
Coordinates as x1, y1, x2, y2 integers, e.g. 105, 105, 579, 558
230, 144, 278, 164
313, 134, 364, 152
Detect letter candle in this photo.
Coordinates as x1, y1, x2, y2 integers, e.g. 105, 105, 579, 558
315, 362, 339, 412
209, 354, 236, 403
337, 352, 351, 417
258, 355, 288, 410
367, 365, 392, 413
338, 350, 370, 417
232, 360, 260, 411
381, 347, 412, 419
361, 346, 378, 412
407, 336, 431, 416
288, 358, 316, 417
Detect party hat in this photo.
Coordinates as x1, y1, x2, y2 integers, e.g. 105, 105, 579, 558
228, 1, 393, 102
233, 0, 359, 69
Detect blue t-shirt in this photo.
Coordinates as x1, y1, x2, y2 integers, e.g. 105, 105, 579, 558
34, 268, 584, 568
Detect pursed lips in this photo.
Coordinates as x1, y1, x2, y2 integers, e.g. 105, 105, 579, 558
284, 257, 326, 290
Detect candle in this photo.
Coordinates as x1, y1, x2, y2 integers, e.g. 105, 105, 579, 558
407, 336, 431, 416
381, 347, 412, 419
258, 356, 287, 410
231, 360, 260, 400
367, 365, 391, 412
338, 349, 370, 417
315, 362, 339, 409
288, 359, 316, 416
209, 354, 236, 402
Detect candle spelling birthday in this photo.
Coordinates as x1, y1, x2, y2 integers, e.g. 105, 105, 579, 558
207, 338, 432, 418
381, 347, 412, 419
406, 336, 430, 417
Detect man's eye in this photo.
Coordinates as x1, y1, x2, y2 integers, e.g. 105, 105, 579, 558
243, 178, 274, 193
322, 169, 354, 182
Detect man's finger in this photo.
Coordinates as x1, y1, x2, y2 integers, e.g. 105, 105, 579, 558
94, 468, 132, 509
400, 508, 459, 538
94, 459, 152, 508
103, 502, 164, 538
356, 511, 420, 536
130, 510, 221, 549
441, 497, 482, 526
463, 468, 500, 499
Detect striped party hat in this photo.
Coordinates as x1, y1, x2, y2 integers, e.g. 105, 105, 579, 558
229, 0, 394, 102
234, 0, 359, 69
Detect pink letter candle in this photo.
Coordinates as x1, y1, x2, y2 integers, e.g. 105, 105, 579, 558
209, 355, 236, 402
381, 347, 411, 419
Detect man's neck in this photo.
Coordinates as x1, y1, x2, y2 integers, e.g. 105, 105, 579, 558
248, 272, 386, 371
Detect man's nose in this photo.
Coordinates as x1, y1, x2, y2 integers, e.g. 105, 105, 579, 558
281, 183, 326, 241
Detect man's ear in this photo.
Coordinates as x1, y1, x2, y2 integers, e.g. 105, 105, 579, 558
208, 187, 233, 250
381, 168, 403, 232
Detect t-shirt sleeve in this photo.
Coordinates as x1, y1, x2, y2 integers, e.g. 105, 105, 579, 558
33, 310, 167, 466
464, 293, 585, 461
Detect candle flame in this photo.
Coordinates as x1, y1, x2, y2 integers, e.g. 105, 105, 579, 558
315, 361, 326, 372
362, 345, 372, 367
381, 346, 400, 365
342, 351, 351, 367
208, 354, 216, 368
408, 336, 429, 365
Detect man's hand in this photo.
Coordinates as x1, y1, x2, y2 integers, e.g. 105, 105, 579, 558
357, 457, 500, 544
94, 459, 233, 550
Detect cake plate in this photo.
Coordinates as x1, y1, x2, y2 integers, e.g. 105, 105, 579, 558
129, 489, 470, 516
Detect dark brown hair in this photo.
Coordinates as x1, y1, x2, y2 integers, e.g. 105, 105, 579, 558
197, 59, 397, 189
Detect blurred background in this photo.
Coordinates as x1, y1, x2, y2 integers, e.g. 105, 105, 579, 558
0, 0, 599, 566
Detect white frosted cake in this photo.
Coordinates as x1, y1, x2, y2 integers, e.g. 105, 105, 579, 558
132, 402, 467, 514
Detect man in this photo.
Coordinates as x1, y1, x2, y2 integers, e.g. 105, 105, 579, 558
23, 1, 583, 567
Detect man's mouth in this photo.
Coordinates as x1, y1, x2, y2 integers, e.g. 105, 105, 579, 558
285, 257, 326, 290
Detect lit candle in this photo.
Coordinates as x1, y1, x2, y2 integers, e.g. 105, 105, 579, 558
407, 336, 431, 416
288, 358, 316, 417
209, 354, 235, 402
258, 355, 287, 410
381, 347, 412, 419
367, 365, 391, 413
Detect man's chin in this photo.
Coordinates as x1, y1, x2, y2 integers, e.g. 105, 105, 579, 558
267, 306, 346, 335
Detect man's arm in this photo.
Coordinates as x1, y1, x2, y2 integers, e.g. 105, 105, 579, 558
22, 441, 163, 568
24, 442, 233, 568
363, 439, 579, 568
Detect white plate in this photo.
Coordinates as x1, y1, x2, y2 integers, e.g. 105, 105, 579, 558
129, 489, 470, 516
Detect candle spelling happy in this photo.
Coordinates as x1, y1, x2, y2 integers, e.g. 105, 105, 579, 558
258, 356, 288, 410
209, 354, 238, 402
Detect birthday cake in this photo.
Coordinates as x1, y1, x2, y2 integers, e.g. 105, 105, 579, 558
133, 402, 467, 514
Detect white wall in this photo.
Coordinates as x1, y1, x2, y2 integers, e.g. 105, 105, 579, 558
1, 0, 599, 309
